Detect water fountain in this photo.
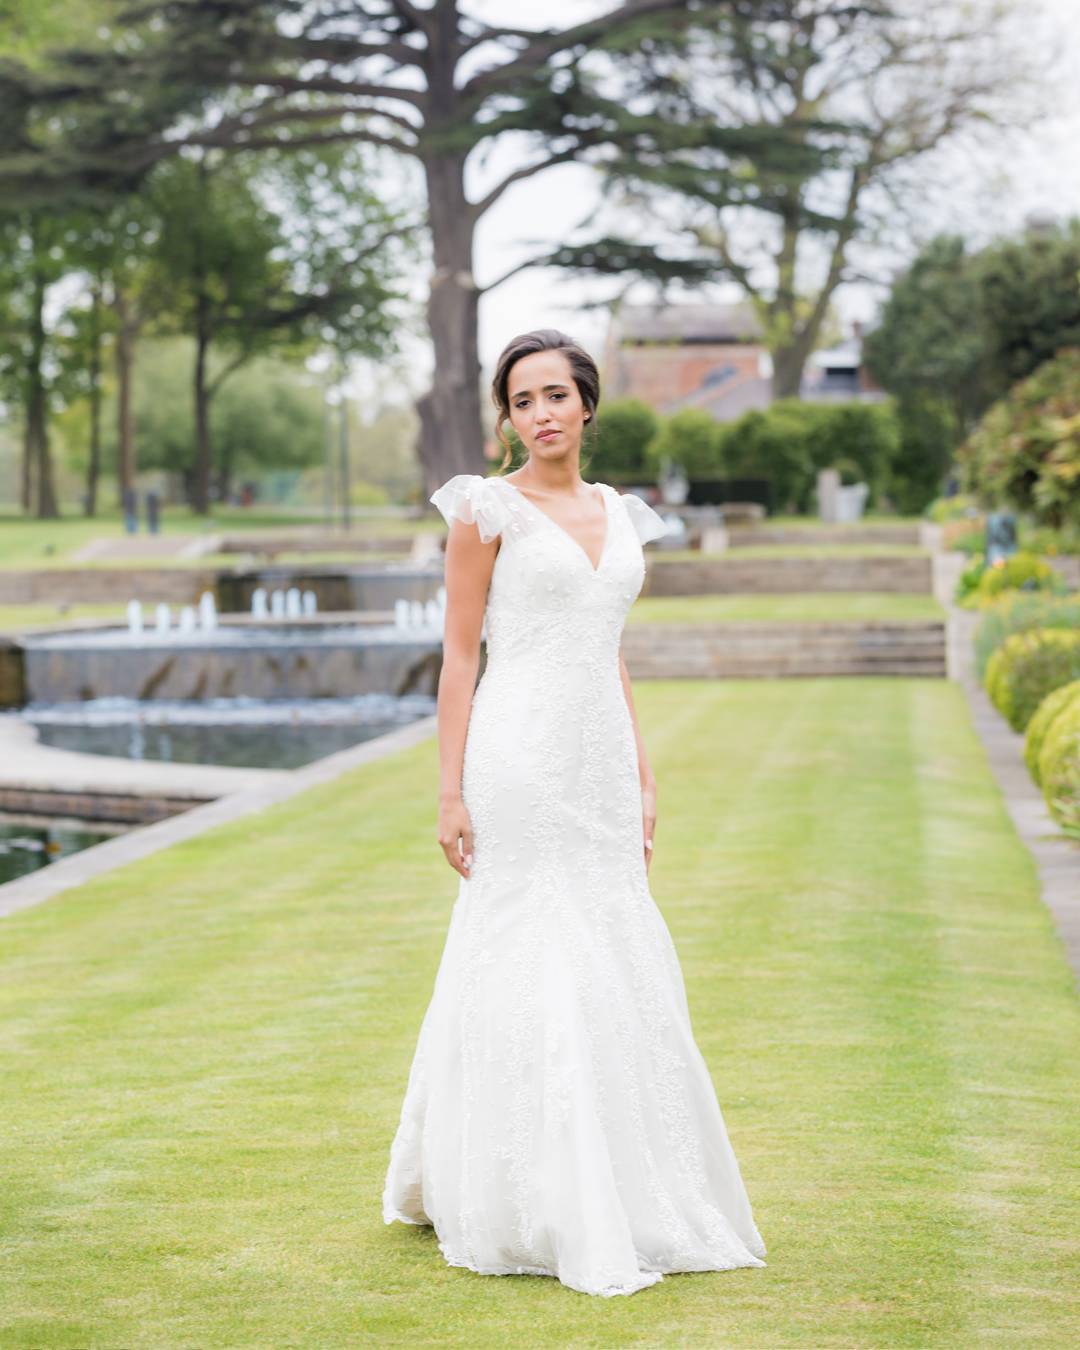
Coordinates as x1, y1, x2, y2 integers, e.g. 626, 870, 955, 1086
0, 566, 453, 779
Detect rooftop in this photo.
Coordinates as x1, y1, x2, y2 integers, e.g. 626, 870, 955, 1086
613, 301, 765, 345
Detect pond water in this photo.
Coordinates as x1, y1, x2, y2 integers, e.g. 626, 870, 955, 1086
0, 815, 122, 887
24, 694, 436, 771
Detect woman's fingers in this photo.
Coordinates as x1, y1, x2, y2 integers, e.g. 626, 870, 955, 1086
461, 825, 474, 875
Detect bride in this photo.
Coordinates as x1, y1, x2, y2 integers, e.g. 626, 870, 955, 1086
382, 329, 766, 1297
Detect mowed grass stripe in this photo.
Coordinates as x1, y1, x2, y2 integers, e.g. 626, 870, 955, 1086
0, 680, 1077, 1348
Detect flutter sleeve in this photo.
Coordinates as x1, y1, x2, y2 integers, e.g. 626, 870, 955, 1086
620, 492, 670, 545
429, 473, 509, 544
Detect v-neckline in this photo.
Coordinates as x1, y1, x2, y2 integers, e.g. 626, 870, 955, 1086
499, 477, 611, 574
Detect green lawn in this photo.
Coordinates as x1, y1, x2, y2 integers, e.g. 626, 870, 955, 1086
0, 603, 128, 632
0, 510, 434, 570
628, 593, 944, 624
0, 681, 1077, 1347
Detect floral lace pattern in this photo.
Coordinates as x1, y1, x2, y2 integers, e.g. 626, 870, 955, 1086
382, 473, 766, 1297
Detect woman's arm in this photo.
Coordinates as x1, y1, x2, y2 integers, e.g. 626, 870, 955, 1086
436, 519, 498, 878
618, 651, 657, 872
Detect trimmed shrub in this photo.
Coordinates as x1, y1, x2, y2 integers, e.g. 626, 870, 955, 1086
969, 550, 1064, 606
591, 398, 660, 479
984, 628, 1080, 731
647, 407, 724, 476
974, 592, 1080, 680
1037, 695, 1080, 836
1024, 680, 1080, 785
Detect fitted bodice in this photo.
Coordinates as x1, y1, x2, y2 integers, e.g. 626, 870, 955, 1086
430, 474, 668, 677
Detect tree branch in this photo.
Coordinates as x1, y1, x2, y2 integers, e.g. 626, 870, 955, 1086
239, 71, 426, 112
185, 127, 417, 157
463, 0, 706, 98
477, 251, 555, 295
255, 31, 426, 71
469, 145, 585, 222
387, 0, 432, 35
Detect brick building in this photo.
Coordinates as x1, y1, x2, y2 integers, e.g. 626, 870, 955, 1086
603, 302, 882, 416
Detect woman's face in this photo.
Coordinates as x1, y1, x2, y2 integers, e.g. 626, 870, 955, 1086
505, 350, 588, 462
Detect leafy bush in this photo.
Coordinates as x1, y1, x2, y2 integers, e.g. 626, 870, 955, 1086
959, 550, 1066, 607
956, 553, 988, 604
1024, 680, 1080, 785
648, 397, 907, 514
984, 628, 1080, 731
957, 348, 1080, 530
1037, 694, 1080, 837
646, 407, 723, 476
974, 592, 1080, 679
718, 404, 818, 512
926, 492, 980, 523
592, 399, 660, 479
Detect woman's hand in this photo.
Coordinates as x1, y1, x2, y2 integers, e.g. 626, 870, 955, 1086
438, 792, 474, 879
641, 780, 657, 873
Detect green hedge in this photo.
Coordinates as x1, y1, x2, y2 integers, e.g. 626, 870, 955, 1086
641, 398, 906, 514
974, 592, 1080, 679
1037, 694, 1080, 837
1024, 681, 1080, 786
984, 628, 1080, 731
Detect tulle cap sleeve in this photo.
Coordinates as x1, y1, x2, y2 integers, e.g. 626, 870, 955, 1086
620, 492, 669, 545
430, 473, 509, 544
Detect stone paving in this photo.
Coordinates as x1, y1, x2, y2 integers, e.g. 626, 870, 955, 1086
0, 713, 437, 919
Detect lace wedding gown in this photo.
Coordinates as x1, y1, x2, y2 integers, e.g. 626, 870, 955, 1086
381, 472, 766, 1297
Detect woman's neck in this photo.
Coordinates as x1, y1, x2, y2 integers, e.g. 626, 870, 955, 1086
512, 456, 586, 496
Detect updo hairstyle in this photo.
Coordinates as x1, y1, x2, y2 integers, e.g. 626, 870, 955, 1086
490, 329, 601, 472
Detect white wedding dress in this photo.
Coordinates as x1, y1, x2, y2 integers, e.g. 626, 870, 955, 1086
382, 472, 766, 1297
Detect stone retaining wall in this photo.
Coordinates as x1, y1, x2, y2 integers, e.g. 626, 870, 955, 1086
0, 569, 216, 604
726, 523, 922, 547
644, 555, 934, 595
623, 621, 946, 678
0, 786, 204, 825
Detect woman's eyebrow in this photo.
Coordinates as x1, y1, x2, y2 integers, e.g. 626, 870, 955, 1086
509, 382, 570, 399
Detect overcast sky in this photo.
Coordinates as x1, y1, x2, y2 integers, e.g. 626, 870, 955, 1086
465, 0, 1080, 372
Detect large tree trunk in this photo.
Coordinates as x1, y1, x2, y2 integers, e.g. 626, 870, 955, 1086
20, 422, 32, 513
28, 253, 58, 519
192, 317, 213, 514
113, 288, 137, 506
416, 153, 485, 496
771, 337, 814, 400
85, 283, 103, 517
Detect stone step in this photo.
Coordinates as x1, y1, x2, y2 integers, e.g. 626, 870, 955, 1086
726, 523, 922, 547
622, 621, 947, 678
645, 556, 934, 595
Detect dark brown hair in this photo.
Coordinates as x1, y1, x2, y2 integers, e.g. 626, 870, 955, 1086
490, 329, 600, 473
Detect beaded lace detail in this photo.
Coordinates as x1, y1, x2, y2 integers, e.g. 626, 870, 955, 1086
382, 473, 765, 1298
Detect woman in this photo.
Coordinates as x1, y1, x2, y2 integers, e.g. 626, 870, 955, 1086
382, 329, 766, 1297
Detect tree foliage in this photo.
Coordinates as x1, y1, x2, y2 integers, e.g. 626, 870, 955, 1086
603, 0, 1029, 397
957, 349, 1080, 531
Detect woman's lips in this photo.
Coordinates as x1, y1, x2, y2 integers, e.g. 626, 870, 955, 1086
537, 430, 560, 441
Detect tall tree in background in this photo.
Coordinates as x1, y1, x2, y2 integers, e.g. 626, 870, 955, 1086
603, 0, 1028, 398
0, 211, 74, 517
146, 146, 410, 510
16, 0, 760, 491
863, 220, 1080, 507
